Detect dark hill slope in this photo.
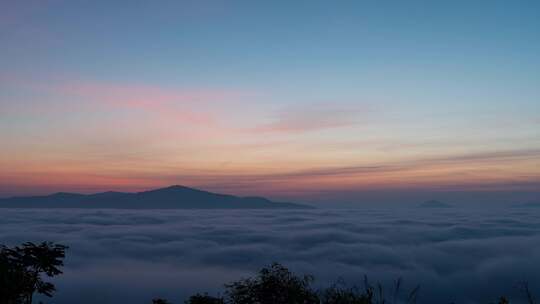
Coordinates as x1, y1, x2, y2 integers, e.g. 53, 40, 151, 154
0, 185, 312, 209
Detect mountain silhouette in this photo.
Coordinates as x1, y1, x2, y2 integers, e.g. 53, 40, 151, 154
0, 185, 312, 209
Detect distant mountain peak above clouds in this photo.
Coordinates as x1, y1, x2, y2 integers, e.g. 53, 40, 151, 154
418, 200, 453, 208
0, 185, 312, 209
150, 185, 194, 191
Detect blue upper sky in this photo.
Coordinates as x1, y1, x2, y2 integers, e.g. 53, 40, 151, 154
1, 0, 539, 203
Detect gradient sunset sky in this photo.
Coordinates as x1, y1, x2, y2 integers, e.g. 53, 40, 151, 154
1, 1, 539, 203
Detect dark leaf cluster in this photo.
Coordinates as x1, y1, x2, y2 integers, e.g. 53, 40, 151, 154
0, 242, 67, 304
183, 263, 419, 304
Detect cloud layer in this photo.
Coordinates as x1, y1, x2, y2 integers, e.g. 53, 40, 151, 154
0, 208, 539, 304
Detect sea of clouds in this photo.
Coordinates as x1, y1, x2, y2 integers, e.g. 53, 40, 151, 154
1, 208, 539, 304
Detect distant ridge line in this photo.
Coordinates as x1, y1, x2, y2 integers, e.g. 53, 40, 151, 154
0, 185, 313, 209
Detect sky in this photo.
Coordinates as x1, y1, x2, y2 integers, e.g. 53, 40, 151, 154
1, 0, 539, 203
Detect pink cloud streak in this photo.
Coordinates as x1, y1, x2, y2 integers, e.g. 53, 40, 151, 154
55, 81, 253, 126
254, 104, 368, 133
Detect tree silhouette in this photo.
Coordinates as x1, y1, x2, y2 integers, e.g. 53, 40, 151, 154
320, 279, 373, 304
498, 297, 510, 304
0, 242, 67, 304
164, 262, 535, 304
224, 263, 319, 304
517, 282, 537, 304
185, 293, 225, 304
0, 243, 535, 304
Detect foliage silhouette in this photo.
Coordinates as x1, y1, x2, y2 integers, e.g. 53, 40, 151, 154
518, 282, 537, 304
319, 278, 373, 304
224, 262, 319, 304
184, 293, 225, 304
0, 242, 537, 304
321, 275, 419, 304
163, 263, 534, 304
0, 242, 67, 304
164, 263, 421, 304
498, 297, 509, 304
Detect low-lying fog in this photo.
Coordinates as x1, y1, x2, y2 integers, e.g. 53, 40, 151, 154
1, 208, 539, 304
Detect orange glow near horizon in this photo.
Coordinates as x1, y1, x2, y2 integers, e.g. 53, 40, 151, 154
1, 1, 540, 203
